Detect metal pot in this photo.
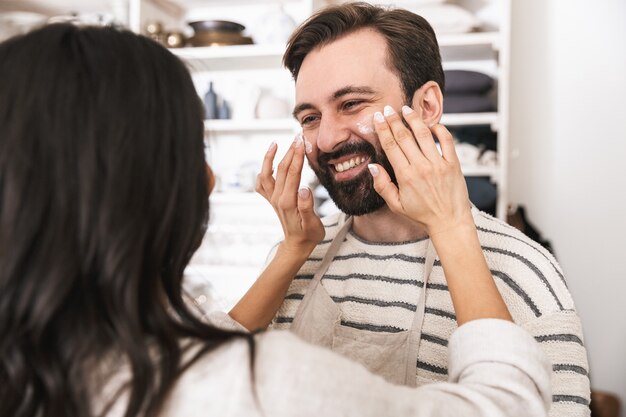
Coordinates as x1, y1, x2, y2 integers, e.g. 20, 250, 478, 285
188, 20, 245, 34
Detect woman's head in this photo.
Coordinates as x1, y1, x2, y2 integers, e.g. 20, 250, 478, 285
0, 24, 213, 416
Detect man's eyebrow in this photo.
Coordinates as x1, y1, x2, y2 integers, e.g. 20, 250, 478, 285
292, 103, 315, 120
292, 86, 376, 120
332, 86, 376, 100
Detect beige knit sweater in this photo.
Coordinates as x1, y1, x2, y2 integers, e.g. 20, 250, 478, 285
94, 312, 551, 417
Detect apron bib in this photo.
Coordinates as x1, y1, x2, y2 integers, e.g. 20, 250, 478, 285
290, 215, 436, 386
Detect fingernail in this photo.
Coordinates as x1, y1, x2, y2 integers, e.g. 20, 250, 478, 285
294, 135, 303, 148
368, 164, 379, 177
401, 105, 414, 115
298, 187, 310, 198
383, 105, 395, 117
267, 141, 277, 152
304, 137, 313, 154
373, 111, 385, 123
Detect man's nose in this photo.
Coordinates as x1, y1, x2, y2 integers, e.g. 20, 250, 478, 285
316, 114, 351, 154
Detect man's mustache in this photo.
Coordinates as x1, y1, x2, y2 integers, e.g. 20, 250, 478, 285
317, 141, 377, 167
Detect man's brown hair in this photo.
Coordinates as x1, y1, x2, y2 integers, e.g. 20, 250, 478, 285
283, 1, 445, 102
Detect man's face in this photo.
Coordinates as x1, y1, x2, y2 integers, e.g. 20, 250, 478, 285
293, 29, 408, 215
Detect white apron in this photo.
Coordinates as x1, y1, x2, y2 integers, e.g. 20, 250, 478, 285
290, 215, 436, 386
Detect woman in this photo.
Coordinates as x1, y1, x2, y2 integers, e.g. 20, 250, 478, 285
0, 24, 550, 417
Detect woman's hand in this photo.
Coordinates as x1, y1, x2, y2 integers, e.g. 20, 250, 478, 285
369, 105, 473, 237
370, 106, 512, 325
256, 135, 324, 256
230, 135, 324, 331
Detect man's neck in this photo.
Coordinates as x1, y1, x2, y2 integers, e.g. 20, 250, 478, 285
351, 206, 428, 243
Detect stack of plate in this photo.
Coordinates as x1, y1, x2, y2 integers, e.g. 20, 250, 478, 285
187, 20, 253, 47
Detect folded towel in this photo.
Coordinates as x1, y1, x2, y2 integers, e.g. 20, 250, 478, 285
449, 126, 497, 151
444, 94, 495, 113
411, 4, 479, 34
444, 70, 494, 94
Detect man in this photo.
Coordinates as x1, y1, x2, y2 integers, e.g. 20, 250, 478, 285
269, 3, 590, 416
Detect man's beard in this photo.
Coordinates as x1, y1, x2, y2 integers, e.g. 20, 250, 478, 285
311, 141, 397, 216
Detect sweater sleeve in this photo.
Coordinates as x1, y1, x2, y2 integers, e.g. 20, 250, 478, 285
256, 319, 552, 417
520, 309, 591, 417
204, 310, 249, 332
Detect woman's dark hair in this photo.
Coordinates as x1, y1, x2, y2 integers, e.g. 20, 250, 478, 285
0, 24, 251, 417
283, 2, 445, 102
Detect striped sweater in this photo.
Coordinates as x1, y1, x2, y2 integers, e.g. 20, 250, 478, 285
272, 208, 590, 417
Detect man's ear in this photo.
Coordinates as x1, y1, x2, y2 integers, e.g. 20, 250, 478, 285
410, 81, 443, 127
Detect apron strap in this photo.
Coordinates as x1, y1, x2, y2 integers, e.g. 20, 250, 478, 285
404, 239, 436, 385
292, 215, 353, 320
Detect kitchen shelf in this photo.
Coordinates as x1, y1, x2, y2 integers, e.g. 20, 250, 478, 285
171, 31, 500, 63
170, 0, 511, 220
438, 31, 500, 49
441, 112, 498, 129
172, 44, 286, 60
462, 166, 499, 180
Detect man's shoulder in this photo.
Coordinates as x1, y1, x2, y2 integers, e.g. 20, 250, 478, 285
472, 208, 574, 314
473, 208, 560, 269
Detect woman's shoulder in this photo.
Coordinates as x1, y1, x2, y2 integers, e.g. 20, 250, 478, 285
160, 330, 336, 416
139, 320, 551, 417
161, 335, 260, 416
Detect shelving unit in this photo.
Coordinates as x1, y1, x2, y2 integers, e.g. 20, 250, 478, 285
0, 0, 510, 308
160, 1, 511, 219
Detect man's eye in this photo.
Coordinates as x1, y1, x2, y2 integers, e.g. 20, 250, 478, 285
343, 100, 362, 110
300, 115, 319, 126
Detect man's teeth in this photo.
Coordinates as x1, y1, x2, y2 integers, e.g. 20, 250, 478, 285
334, 156, 367, 173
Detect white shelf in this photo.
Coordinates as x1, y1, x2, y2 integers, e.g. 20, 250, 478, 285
168, 0, 511, 220
462, 166, 498, 180
151, 0, 305, 11
438, 32, 500, 48
172, 44, 286, 60
441, 112, 498, 129
170, 31, 500, 64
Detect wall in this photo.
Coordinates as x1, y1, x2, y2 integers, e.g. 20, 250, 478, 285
509, 0, 626, 411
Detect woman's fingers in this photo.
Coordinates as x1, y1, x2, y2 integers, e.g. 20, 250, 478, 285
380, 106, 429, 164
256, 141, 278, 200
272, 136, 299, 200
280, 137, 305, 210
400, 106, 442, 162
297, 186, 324, 243
430, 123, 460, 165
367, 163, 402, 213
372, 111, 412, 171
367, 105, 470, 232
257, 138, 324, 248
257, 136, 311, 223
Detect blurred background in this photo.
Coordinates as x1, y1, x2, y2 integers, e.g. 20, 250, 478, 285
1, 0, 624, 414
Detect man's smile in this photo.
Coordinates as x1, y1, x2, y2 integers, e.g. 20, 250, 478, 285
328, 153, 370, 181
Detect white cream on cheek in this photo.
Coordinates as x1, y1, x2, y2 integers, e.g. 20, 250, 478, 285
355, 114, 375, 135
325, 115, 377, 173
300, 131, 313, 154
306, 113, 376, 157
